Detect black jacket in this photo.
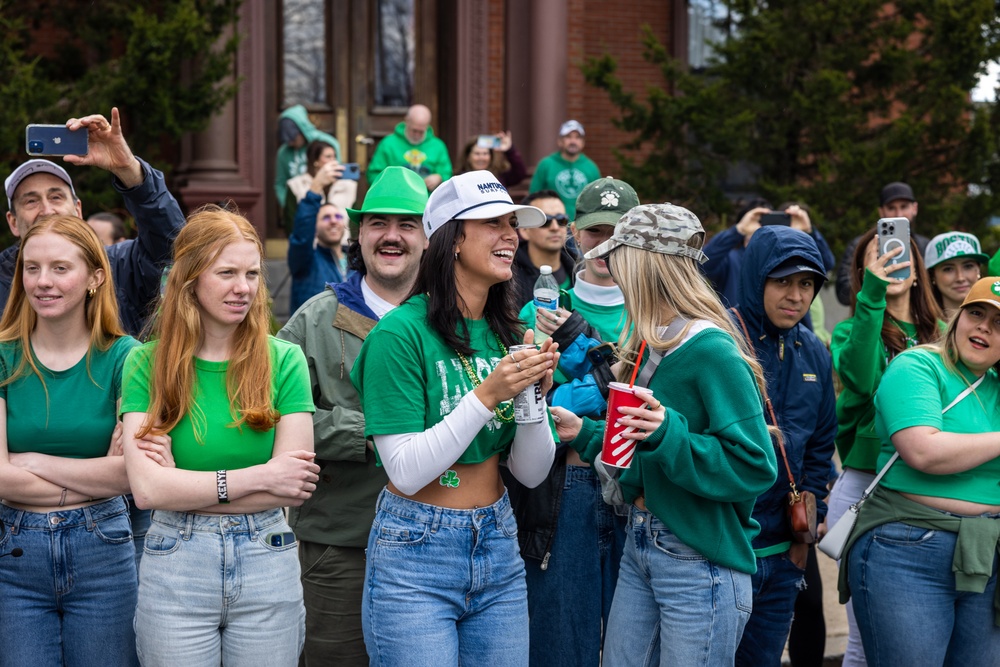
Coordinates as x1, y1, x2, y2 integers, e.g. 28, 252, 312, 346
512, 243, 578, 308
0, 158, 183, 336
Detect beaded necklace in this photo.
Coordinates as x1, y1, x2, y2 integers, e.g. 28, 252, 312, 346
454, 332, 515, 423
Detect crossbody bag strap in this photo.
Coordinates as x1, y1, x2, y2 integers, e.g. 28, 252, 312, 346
859, 374, 986, 500
729, 307, 800, 497
634, 316, 690, 388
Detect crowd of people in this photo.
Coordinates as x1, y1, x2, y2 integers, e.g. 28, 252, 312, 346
0, 103, 999, 667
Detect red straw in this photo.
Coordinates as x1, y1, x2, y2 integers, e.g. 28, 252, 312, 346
628, 340, 647, 387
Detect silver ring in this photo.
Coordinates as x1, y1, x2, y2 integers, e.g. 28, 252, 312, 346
515, 362, 523, 371
509, 352, 517, 363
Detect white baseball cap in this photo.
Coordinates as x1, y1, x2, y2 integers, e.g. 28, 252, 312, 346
559, 120, 585, 137
5, 159, 77, 210
422, 171, 546, 238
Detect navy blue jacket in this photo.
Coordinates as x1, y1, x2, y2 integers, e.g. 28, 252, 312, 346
734, 226, 838, 551
288, 191, 350, 315
0, 158, 183, 337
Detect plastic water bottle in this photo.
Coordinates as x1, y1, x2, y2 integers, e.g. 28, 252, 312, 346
533, 265, 559, 343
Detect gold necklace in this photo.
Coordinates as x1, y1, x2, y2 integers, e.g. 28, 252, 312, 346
455, 333, 515, 423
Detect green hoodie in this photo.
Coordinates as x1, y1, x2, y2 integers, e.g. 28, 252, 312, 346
274, 105, 341, 208
366, 122, 453, 187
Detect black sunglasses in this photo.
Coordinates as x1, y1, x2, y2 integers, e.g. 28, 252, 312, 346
542, 214, 570, 228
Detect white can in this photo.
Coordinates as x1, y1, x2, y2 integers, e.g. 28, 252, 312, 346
510, 344, 546, 424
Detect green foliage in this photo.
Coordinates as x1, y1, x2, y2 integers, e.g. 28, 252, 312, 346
583, 1, 1000, 257
0, 0, 241, 242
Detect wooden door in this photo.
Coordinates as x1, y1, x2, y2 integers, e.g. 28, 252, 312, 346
280, 0, 439, 198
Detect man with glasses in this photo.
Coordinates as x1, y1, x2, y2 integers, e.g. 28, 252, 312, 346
513, 189, 578, 306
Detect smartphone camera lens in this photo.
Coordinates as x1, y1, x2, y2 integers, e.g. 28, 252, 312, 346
28, 140, 43, 153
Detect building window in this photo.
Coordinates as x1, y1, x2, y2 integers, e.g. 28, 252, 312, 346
283, 0, 327, 107
374, 0, 415, 109
688, 0, 731, 70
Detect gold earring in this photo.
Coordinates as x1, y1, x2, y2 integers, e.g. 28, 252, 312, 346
87, 288, 96, 299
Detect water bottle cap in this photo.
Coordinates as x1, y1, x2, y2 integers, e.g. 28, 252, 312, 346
539, 265, 552, 275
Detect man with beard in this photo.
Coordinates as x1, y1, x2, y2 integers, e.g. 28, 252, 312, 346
277, 166, 429, 666
529, 120, 600, 221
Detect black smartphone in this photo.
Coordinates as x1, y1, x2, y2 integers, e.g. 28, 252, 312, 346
341, 163, 361, 181
759, 212, 791, 227
877, 217, 911, 280
26, 124, 88, 156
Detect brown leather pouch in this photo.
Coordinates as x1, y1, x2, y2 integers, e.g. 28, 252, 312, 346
787, 490, 817, 543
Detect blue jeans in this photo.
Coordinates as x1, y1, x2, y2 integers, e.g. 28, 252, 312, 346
603, 506, 753, 667
125, 493, 151, 566
0, 497, 138, 667
134, 508, 305, 666
734, 552, 806, 667
524, 465, 626, 667
849, 519, 1000, 666
362, 488, 528, 667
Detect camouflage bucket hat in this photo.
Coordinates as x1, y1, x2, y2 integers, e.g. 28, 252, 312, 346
584, 203, 708, 264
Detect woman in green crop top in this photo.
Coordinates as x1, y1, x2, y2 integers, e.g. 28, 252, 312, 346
827, 226, 942, 666
351, 171, 558, 666
846, 277, 1000, 665
0, 216, 140, 666
120, 207, 318, 666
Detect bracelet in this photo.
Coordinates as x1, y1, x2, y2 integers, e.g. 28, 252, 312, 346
59, 488, 68, 507
216, 470, 230, 504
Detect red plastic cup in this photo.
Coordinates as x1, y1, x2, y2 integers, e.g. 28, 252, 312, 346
600, 382, 649, 469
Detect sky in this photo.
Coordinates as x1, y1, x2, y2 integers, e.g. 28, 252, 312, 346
972, 60, 999, 102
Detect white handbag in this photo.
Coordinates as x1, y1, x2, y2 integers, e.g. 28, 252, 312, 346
817, 375, 984, 560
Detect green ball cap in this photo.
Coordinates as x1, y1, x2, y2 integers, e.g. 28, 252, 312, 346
346, 166, 429, 232
574, 177, 640, 229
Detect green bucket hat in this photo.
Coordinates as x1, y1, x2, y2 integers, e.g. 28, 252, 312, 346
347, 166, 429, 233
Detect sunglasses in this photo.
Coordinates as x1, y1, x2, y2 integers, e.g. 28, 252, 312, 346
542, 214, 569, 228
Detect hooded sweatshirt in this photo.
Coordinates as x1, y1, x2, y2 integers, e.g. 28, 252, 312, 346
274, 105, 341, 207
734, 226, 838, 553
366, 122, 453, 186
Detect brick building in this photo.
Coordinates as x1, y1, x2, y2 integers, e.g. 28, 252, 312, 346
170, 0, 706, 243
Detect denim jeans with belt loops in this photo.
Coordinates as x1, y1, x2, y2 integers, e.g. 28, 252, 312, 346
602, 505, 753, 667
849, 514, 1000, 666
134, 508, 305, 666
362, 488, 528, 667
0, 496, 138, 667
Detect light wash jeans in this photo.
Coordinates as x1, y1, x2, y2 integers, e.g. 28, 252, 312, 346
850, 518, 1000, 666
602, 505, 753, 667
0, 497, 138, 667
362, 488, 528, 666
826, 467, 874, 667
134, 508, 305, 666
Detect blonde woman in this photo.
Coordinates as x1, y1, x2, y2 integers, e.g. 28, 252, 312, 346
0, 216, 139, 666
121, 206, 318, 666
552, 204, 777, 667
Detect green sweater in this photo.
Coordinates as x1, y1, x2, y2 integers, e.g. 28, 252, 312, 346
568, 325, 777, 574
831, 270, 932, 470
529, 152, 600, 220
367, 122, 453, 186
276, 287, 388, 549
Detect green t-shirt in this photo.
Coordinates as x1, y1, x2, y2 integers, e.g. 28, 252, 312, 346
351, 294, 519, 464
121, 337, 315, 472
1, 336, 139, 458
875, 348, 1000, 504
528, 152, 600, 220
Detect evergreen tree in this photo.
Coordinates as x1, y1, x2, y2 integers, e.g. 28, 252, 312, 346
0, 0, 241, 242
583, 0, 1000, 254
